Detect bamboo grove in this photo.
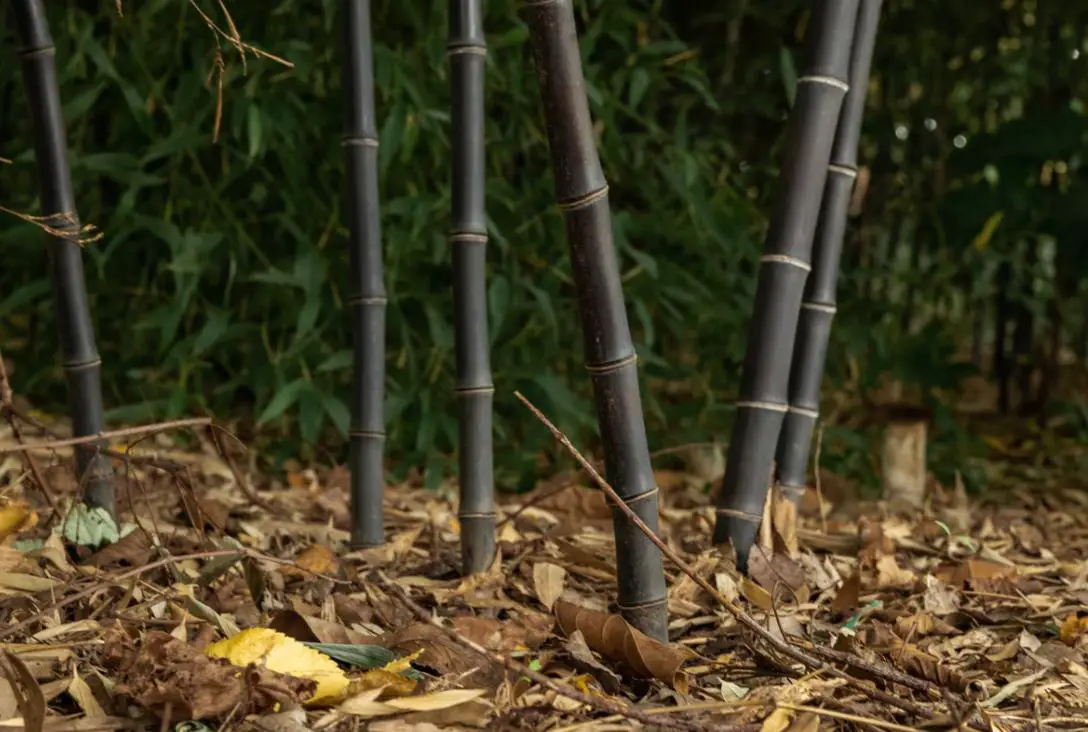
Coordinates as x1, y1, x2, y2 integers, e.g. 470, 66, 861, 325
14, 0, 1023, 639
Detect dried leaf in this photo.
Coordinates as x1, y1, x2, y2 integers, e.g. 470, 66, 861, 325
531, 562, 565, 610
281, 544, 340, 578
554, 600, 693, 692
67, 667, 106, 718
270, 609, 373, 645
80, 528, 152, 569
1, 651, 45, 732
338, 688, 485, 718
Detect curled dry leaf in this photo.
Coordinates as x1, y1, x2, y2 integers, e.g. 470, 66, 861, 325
554, 599, 693, 692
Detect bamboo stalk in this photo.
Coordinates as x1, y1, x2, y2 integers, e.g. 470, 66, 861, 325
13, 0, 115, 514
523, 0, 667, 641
449, 0, 496, 575
341, 0, 386, 547
713, 0, 859, 571
776, 0, 883, 504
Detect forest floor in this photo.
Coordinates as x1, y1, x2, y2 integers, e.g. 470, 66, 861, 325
0, 395, 1086, 732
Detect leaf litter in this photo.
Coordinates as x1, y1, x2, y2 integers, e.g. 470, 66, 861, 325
0, 404, 1086, 730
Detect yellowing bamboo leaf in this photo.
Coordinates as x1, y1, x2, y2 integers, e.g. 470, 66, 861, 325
760, 707, 793, 732
67, 668, 106, 718
205, 627, 349, 705
338, 687, 485, 719
0, 573, 55, 593
972, 211, 1004, 251
0, 503, 34, 543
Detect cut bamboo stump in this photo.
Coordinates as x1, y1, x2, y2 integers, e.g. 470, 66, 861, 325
879, 404, 931, 511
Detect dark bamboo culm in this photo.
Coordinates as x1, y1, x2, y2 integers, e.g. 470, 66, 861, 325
776, 0, 883, 504
523, 0, 667, 641
13, 0, 115, 514
448, 0, 496, 574
341, 0, 387, 547
713, 0, 860, 572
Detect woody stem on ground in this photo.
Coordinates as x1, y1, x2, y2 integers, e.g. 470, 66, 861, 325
514, 391, 968, 724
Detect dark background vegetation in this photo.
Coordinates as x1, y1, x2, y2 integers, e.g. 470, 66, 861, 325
2, 0, 1087, 492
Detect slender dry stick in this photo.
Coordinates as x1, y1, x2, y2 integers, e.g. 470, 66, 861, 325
0, 417, 212, 454
0, 348, 55, 509
205, 424, 276, 512
376, 572, 748, 732
514, 391, 951, 719
0, 549, 239, 641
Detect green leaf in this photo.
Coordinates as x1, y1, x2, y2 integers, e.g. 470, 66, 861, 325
257, 379, 308, 425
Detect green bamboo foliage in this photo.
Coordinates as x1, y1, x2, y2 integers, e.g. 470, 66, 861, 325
13, 0, 115, 514
777, 0, 884, 504
341, 0, 387, 547
449, 0, 496, 575
523, 0, 668, 641
714, 0, 859, 571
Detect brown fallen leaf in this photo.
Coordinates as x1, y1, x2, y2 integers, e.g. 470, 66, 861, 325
281, 544, 341, 578
831, 569, 861, 617
563, 629, 622, 695
81, 528, 152, 569
554, 599, 693, 692
450, 614, 553, 654
110, 630, 313, 722
380, 623, 501, 689
1059, 613, 1088, 648
269, 609, 373, 645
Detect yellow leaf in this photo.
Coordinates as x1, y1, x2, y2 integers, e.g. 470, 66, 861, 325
972, 211, 1004, 251
0, 503, 35, 543
205, 627, 349, 704
380, 648, 422, 675
1059, 614, 1088, 646
761, 707, 794, 732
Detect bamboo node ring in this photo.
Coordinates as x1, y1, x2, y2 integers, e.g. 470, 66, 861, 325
348, 295, 388, 305
735, 400, 789, 413
714, 507, 761, 523
801, 302, 836, 314
558, 185, 609, 212
341, 137, 379, 148
19, 47, 55, 59
616, 596, 668, 611
455, 385, 496, 395
797, 74, 849, 92
457, 511, 497, 519
447, 45, 487, 57
760, 254, 811, 271
349, 430, 386, 439
585, 353, 637, 375
63, 357, 103, 371
828, 163, 858, 178
619, 486, 659, 506
449, 232, 489, 244
787, 405, 820, 419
